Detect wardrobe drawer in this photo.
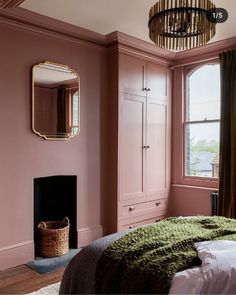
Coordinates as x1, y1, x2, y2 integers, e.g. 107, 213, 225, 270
121, 198, 166, 219
119, 215, 165, 231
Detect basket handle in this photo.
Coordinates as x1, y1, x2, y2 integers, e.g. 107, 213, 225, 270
63, 217, 70, 225
38, 221, 47, 228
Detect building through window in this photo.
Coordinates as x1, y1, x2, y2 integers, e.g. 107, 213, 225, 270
185, 64, 220, 178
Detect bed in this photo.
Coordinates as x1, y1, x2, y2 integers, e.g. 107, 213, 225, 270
60, 216, 236, 294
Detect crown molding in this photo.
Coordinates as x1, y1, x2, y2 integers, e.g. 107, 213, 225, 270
0, 7, 235, 64
0, 0, 25, 8
0, 7, 107, 49
106, 31, 175, 65
174, 36, 236, 65
0, 8, 175, 63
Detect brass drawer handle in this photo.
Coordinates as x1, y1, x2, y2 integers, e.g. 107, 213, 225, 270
156, 201, 161, 206
129, 206, 135, 211
129, 225, 135, 229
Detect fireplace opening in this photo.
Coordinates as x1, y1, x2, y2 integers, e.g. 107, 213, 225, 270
34, 175, 77, 256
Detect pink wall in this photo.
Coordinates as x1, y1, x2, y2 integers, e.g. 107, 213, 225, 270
0, 20, 108, 270
169, 185, 215, 216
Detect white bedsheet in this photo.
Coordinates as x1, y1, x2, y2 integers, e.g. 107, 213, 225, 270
169, 240, 236, 294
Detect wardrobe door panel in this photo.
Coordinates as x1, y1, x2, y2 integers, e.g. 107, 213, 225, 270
146, 100, 168, 194
146, 63, 169, 100
119, 94, 145, 200
119, 54, 146, 97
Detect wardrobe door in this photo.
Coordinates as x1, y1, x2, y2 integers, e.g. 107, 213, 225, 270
119, 54, 146, 97
119, 93, 146, 201
146, 63, 169, 100
145, 99, 169, 194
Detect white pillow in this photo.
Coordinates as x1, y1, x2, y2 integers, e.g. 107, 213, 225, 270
195, 240, 236, 294
169, 266, 203, 294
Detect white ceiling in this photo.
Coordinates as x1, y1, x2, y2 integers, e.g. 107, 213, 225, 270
34, 66, 77, 85
20, 0, 236, 46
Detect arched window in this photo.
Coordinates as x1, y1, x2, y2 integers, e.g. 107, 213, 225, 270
184, 64, 220, 178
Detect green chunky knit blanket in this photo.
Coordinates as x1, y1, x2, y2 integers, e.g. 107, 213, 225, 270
95, 216, 236, 294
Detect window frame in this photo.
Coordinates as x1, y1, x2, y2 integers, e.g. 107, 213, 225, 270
172, 60, 220, 189
183, 63, 220, 180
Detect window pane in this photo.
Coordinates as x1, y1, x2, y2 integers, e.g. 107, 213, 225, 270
185, 122, 220, 178
187, 64, 220, 121
72, 91, 79, 135
72, 91, 79, 126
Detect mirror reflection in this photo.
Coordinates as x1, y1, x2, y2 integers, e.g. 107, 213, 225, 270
32, 61, 80, 140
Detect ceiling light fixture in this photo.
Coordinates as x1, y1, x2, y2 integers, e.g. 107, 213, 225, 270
148, 0, 216, 50
0, 0, 25, 8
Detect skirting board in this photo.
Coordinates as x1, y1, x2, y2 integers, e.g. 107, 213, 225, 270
0, 241, 34, 271
77, 225, 103, 247
0, 226, 104, 270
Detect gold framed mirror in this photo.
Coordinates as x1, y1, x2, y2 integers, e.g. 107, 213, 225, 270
32, 61, 80, 140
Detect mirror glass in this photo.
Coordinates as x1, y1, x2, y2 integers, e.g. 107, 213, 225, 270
32, 61, 80, 140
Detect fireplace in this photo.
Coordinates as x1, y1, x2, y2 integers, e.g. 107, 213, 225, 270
34, 175, 77, 255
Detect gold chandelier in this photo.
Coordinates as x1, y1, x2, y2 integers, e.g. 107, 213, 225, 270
149, 0, 216, 50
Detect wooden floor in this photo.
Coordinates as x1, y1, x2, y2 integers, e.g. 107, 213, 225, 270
0, 265, 65, 294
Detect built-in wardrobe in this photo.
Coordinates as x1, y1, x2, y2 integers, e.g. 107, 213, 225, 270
106, 37, 172, 233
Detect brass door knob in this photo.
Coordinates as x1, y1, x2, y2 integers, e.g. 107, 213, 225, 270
129, 206, 135, 211
156, 201, 161, 206
129, 225, 135, 229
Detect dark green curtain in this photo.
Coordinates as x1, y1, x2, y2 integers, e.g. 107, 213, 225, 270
218, 50, 236, 218
57, 86, 67, 134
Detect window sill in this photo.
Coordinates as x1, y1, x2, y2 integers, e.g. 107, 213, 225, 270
175, 176, 218, 189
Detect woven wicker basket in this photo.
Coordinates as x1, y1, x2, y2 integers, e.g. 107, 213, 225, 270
37, 217, 70, 258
